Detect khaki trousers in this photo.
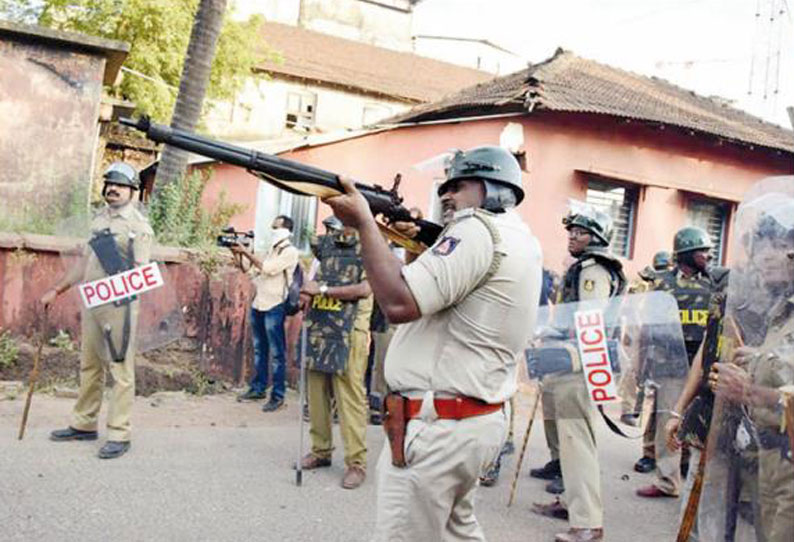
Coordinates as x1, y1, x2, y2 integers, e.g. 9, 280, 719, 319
373, 409, 507, 542
542, 379, 560, 461
71, 308, 137, 442
758, 447, 794, 542
551, 373, 603, 529
308, 328, 368, 467
650, 379, 682, 495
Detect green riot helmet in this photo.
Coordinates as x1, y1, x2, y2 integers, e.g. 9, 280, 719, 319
439, 146, 524, 207
562, 204, 613, 246
750, 199, 794, 253
673, 226, 712, 255
103, 162, 140, 190
652, 250, 672, 271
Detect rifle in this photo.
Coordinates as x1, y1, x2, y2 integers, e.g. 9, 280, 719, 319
120, 117, 443, 253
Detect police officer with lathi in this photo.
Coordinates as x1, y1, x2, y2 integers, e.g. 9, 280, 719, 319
43, 163, 153, 459
531, 203, 625, 542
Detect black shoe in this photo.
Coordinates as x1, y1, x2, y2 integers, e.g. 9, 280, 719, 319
98, 441, 130, 459
237, 389, 267, 402
369, 410, 383, 425
546, 477, 565, 494
530, 459, 562, 480
634, 456, 656, 473
262, 398, 284, 412
50, 427, 98, 441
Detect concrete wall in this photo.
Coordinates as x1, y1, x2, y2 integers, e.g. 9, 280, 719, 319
0, 38, 104, 227
204, 76, 409, 140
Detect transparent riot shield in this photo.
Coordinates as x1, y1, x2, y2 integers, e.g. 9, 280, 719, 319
51, 204, 183, 367
506, 291, 689, 524
695, 176, 794, 542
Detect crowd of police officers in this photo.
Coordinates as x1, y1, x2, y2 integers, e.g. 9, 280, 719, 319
35, 153, 793, 542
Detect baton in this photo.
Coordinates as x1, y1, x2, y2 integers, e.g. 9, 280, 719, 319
508, 382, 542, 507
296, 320, 308, 486
18, 307, 49, 440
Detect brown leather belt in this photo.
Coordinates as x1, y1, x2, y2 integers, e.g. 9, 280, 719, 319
405, 396, 503, 420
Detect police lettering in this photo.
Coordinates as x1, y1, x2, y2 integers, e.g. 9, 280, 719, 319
311, 294, 343, 312
679, 309, 708, 326
574, 308, 619, 404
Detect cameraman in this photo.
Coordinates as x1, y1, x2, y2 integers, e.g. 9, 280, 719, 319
232, 215, 299, 412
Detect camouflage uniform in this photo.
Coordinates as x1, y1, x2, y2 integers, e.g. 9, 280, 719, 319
71, 203, 153, 442
641, 266, 713, 495
306, 233, 373, 468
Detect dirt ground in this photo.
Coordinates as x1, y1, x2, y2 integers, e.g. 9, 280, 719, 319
0, 335, 232, 399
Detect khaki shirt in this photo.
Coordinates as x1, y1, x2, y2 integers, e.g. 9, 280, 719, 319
578, 260, 613, 301
249, 241, 299, 312
751, 295, 794, 429
385, 209, 542, 404
83, 203, 153, 283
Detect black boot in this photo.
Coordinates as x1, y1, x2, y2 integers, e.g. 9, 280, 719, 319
98, 441, 130, 459
50, 427, 98, 441
530, 459, 562, 480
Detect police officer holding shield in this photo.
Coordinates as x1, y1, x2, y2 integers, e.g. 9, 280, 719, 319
636, 227, 714, 498
324, 146, 541, 541
532, 204, 625, 542
43, 163, 153, 459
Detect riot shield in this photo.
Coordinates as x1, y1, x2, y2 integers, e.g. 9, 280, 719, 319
507, 291, 688, 520
52, 204, 184, 363
695, 176, 794, 542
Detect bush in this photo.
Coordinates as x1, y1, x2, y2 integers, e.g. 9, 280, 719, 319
0, 329, 20, 368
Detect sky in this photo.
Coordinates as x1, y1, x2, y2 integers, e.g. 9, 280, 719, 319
412, 0, 794, 128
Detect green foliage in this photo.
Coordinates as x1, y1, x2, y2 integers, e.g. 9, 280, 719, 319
0, 329, 20, 369
0, 0, 267, 122
0, 186, 89, 236
148, 169, 246, 249
49, 329, 75, 352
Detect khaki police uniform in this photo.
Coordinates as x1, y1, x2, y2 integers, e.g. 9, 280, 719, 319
550, 259, 615, 529
70, 203, 153, 442
373, 209, 542, 541
750, 295, 794, 542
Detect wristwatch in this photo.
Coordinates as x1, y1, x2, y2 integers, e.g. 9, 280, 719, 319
319, 284, 329, 295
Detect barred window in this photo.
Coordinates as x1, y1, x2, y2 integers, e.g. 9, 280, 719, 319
585, 178, 639, 258
686, 198, 729, 264
285, 91, 316, 132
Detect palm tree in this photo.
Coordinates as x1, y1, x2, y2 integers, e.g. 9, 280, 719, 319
154, 0, 227, 192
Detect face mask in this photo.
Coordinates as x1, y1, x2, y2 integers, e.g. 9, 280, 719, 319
270, 228, 291, 247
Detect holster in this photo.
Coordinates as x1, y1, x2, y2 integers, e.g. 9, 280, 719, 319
383, 393, 408, 468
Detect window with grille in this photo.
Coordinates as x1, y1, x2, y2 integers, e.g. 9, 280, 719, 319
285, 91, 316, 131
686, 198, 729, 264
585, 178, 639, 258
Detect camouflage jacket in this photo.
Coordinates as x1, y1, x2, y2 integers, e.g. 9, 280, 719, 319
306, 235, 367, 374
653, 266, 713, 362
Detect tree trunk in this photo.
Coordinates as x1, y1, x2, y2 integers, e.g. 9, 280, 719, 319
154, 0, 227, 192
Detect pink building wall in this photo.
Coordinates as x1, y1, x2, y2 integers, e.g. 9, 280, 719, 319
199, 111, 792, 278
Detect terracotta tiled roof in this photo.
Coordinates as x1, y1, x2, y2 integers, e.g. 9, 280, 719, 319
385, 49, 794, 154
256, 22, 492, 103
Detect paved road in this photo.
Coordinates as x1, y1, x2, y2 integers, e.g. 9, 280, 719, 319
1, 391, 679, 541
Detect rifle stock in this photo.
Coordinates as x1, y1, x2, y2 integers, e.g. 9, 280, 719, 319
120, 117, 442, 248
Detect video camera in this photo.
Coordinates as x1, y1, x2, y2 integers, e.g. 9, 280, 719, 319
216, 226, 254, 248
